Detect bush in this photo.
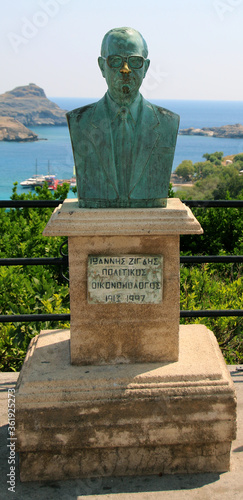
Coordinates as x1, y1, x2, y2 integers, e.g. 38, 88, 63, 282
0, 183, 70, 371
180, 265, 242, 364
175, 160, 195, 181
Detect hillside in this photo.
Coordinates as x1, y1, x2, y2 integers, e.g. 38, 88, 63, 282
0, 117, 38, 142
0, 83, 67, 126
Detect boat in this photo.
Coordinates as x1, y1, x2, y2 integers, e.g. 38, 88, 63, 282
20, 160, 76, 191
20, 160, 58, 189
47, 177, 59, 190
20, 175, 46, 188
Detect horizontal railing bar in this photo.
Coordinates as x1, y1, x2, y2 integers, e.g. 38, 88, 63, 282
0, 310, 242, 323
0, 200, 242, 208
0, 314, 70, 323
0, 200, 63, 208
0, 257, 67, 266
183, 200, 243, 208
0, 256, 241, 266
180, 255, 243, 263
180, 310, 243, 318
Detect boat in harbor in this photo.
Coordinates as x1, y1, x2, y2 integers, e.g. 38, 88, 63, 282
20, 174, 46, 188
20, 160, 76, 191
20, 160, 57, 189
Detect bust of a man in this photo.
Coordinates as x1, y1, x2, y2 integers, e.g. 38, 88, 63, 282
67, 27, 179, 208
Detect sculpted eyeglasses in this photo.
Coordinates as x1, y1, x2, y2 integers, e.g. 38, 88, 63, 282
102, 55, 146, 69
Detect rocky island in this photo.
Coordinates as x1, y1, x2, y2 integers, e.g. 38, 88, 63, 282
0, 83, 67, 141
179, 123, 243, 138
0, 83, 67, 127
0, 117, 38, 142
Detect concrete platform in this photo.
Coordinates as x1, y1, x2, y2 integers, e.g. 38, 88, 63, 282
0, 364, 242, 498
0, 365, 242, 499
14, 326, 236, 481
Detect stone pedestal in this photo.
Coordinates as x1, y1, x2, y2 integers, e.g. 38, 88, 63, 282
15, 198, 237, 480
42, 198, 203, 365
16, 326, 236, 481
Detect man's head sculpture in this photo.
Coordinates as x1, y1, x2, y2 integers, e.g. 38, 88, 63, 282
67, 27, 180, 208
98, 27, 150, 106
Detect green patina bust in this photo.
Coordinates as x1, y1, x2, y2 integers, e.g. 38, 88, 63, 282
66, 27, 180, 208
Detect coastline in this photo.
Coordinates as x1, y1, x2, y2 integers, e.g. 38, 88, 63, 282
171, 182, 194, 189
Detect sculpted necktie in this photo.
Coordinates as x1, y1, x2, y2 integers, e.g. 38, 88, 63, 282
115, 107, 133, 200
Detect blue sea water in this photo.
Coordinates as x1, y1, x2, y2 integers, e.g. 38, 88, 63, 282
0, 98, 242, 200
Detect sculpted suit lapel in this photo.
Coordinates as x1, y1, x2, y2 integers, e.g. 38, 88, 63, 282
86, 94, 177, 201
89, 95, 119, 196
89, 94, 162, 198
129, 97, 161, 195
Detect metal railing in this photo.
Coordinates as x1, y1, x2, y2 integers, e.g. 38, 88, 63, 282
0, 199, 242, 323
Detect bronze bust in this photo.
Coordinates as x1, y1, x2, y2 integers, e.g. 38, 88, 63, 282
67, 27, 180, 208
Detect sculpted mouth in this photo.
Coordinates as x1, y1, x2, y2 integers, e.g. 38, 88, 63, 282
122, 85, 130, 94
113, 77, 137, 94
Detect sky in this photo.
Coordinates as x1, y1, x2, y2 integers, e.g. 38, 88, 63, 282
0, 0, 242, 100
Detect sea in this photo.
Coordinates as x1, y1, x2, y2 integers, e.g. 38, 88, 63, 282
0, 98, 243, 200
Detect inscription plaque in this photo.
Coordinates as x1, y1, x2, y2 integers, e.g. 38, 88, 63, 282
87, 255, 163, 304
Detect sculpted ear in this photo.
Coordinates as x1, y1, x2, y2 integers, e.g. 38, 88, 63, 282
143, 59, 150, 78
98, 57, 106, 77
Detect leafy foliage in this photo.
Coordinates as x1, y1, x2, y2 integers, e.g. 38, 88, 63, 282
233, 153, 243, 164
0, 183, 70, 371
175, 151, 243, 200
180, 204, 243, 256
173, 153, 242, 363
174, 160, 194, 181
180, 265, 242, 364
203, 151, 223, 162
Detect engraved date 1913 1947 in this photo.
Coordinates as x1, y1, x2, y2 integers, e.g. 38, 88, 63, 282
88, 254, 163, 305
106, 294, 145, 303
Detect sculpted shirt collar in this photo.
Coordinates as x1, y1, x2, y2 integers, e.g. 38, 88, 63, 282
106, 92, 142, 125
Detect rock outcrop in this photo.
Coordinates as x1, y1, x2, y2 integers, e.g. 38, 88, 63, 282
179, 124, 243, 138
0, 117, 38, 142
0, 83, 67, 126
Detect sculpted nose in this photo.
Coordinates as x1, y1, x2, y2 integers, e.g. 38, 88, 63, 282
120, 61, 131, 74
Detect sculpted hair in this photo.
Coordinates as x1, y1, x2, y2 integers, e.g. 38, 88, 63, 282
101, 27, 148, 58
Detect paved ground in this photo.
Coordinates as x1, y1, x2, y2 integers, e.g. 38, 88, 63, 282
0, 366, 242, 500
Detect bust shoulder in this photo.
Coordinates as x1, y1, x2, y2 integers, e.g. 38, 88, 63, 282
144, 99, 180, 126
66, 102, 97, 125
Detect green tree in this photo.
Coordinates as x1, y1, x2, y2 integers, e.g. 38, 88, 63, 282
175, 160, 195, 181
195, 161, 218, 180
214, 151, 224, 160
213, 166, 243, 199
203, 152, 223, 162
176, 151, 243, 200
180, 202, 243, 255
233, 160, 243, 172
233, 153, 243, 163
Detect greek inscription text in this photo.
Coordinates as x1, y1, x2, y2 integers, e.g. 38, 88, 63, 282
88, 255, 163, 304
